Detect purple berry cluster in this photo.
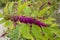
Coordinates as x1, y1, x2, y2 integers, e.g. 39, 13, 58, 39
19, 16, 35, 24
10, 16, 47, 27
2, 16, 47, 37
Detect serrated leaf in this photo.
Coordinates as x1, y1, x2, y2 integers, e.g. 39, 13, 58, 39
3, 3, 9, 15
38, 7, 50, 17
23, 6, 31, 16
50, 26, 60, 37
7, 25, 21, 40
17, 2, 31, 15
31, 10, 38, 17
42, 27, 54, 40
42, 17, 55, 24
20, 24, 34, 40
8, 2, 14, 14
31, 24, 44, 40
50, 23, 58, 27
4, 21, 13, 27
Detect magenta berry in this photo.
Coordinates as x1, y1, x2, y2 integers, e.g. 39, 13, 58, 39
34, 20, 47, 27
19, 16, 26, 23
25, 17, 35, 24
14, 16, 19, 22
48, 2, 51, 5
10, 16, 47, 27
19, 16, 35, 24
19, 16, 47, 27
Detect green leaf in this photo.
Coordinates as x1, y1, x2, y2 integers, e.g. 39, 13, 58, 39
31, 10, 38, 17
31, 24, 44, 40
50, 26, 60, 37
18, 0, 22, 5
23, 6, 31, 16
20, 24, 34, 40
0, 13, 3, 18
42, 17, 55, 24
55, 37, 60, 40
17, 2, 31, 15
4, 21, 13, 27
50, 23, 58, 27
42, 27, 54, 40
7, 25, 21, 40
0, 18, 6, 24
3, 3, 9, 15
38, 7, 50, 17
8, 2, 14, 14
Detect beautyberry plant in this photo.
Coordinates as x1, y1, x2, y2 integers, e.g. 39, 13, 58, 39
0, 0, 60, 40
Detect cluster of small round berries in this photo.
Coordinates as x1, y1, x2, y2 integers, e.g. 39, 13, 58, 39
9, 16, 47, 27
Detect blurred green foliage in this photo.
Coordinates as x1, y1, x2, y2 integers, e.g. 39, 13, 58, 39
0, 0, 18, 8
0, 0, 60, 40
